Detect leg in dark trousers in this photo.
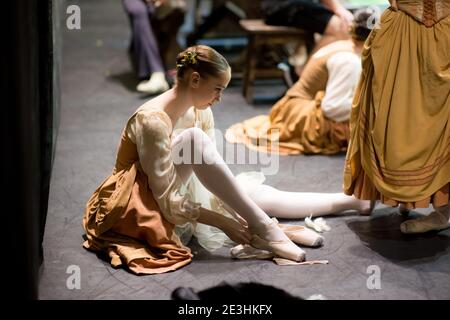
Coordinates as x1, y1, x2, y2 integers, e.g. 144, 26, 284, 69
122, 0, 165, 80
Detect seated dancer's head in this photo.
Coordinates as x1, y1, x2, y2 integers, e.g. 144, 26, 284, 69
175, 45, 231, 110
350, 6, 381, 42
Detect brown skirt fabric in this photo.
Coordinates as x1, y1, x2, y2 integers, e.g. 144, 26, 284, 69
226, 92, 350, 156
83, 163, 192, 275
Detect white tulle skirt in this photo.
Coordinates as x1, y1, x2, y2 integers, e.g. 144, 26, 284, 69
175, 171, 266, 251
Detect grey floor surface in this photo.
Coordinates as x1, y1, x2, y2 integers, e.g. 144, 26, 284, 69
39, 0, 450, 300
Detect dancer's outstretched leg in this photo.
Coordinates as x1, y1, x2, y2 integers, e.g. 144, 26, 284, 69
171, 128, 305, 261
247, 185, 372, 219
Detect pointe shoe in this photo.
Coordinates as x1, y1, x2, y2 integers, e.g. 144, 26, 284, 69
277, 223, 324, 247
136, 72, 169, 94
250, 221, 306, 262
400, 211, 450, 234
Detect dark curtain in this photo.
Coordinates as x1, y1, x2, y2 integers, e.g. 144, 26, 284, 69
1, 0, 58, 299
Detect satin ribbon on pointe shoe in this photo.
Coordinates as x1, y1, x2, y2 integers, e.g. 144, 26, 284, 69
230, 244, 329, 266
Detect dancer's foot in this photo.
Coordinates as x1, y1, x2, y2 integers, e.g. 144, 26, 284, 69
249, 220, 306, 262
400, 211, 450, 234
357, 199, 375, 216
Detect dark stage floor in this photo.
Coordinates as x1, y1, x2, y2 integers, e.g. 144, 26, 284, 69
39, 0, 450, 300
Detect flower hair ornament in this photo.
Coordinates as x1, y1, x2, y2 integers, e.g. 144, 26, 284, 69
177, 51, 198, 70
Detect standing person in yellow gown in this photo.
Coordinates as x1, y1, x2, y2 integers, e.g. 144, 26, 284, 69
226, 7, 378, 155
343, 0, 450, 234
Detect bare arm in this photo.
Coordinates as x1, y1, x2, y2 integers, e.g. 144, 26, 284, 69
321, 0, 354, 31
320, 0, 343, 13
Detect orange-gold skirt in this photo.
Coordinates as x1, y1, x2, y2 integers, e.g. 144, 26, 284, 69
226, 94, 349, 156
343, 9, 450, 209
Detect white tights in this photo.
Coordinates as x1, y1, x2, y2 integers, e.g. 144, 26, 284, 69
248, 185, 369, 219
171, 128, 367, 226
172, 127, 272, 228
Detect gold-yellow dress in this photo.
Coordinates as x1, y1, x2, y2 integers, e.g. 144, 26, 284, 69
343, 0, 450, 209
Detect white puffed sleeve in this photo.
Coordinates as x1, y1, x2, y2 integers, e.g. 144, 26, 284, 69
198, 107, 216, 144
322, 51, 362, 122
128, 109, 201, 225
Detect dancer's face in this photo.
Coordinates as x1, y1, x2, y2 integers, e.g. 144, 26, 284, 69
191, 68, 231, 110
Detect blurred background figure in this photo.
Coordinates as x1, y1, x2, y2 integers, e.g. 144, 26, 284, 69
123, 0, 186, 94
261, 0, 356, 77
262, 0, 354, 46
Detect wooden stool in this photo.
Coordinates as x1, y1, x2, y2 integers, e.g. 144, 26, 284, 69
239, 19, 311, 104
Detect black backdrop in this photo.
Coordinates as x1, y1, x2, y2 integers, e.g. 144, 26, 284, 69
1, 0, 60, 299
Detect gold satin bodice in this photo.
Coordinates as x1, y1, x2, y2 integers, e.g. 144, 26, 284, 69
390, 0, 450, 27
